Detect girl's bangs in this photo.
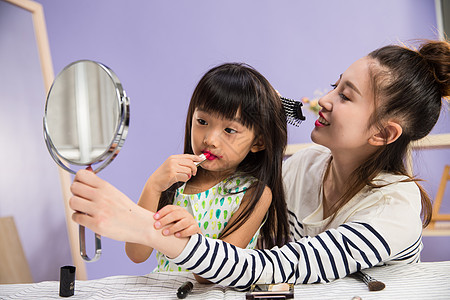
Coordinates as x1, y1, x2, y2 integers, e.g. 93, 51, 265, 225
195, 84, 261, 130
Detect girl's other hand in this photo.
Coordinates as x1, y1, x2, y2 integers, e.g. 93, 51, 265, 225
153, 205, 201, 237
149, 154, 204, 192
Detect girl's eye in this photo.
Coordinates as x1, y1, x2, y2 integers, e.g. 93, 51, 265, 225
224, 128, 237, 134
330, 83, 338, 90
197, 118, 207, 125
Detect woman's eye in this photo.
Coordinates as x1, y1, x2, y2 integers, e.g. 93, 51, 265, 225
330, 82, 350, 101
224, 128, 237, 134
339, 93, 350, 101
197, 118, 207, 125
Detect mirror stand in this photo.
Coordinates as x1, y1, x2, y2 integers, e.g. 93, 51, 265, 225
43, 60, 130, 262
79, 226, 102, 262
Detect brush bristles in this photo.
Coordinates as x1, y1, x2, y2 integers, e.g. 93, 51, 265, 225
353, 270, 386, 292
280, 97, 306, 127
367, 280, 385, 291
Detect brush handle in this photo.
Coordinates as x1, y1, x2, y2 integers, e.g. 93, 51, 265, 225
354, 270, 373, 285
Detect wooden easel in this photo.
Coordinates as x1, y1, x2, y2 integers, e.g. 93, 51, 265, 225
0, 216, 33, 283
428, 165, 450, 230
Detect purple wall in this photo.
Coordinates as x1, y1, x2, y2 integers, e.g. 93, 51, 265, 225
0, 1, 71, 283
31, 0, 450, 280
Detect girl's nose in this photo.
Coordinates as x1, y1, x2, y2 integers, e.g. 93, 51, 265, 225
203, 130, 220, 147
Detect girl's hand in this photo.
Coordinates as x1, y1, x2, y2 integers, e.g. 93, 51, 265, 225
153, 205, 201, 237
149, 154, 204, 192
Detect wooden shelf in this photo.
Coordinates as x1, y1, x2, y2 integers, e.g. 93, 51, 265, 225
423, 222, 450, 236
285, 133, 450, 157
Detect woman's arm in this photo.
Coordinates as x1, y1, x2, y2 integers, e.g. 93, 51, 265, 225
193, 186, 272, 283
124, 179, 161, 263
70, 170, 421, 289
70, 169, 189, 259
154, 185, 272, 283
124, 154, 203, 263
171, 222, 397, 289
170, 184, 423, 289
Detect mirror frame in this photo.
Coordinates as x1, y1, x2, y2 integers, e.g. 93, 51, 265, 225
43, 60, 130, 175
43, 60, 130, 262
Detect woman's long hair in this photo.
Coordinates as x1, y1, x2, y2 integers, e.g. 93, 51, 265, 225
158, 63, 290, 248
327, 40, 450, 228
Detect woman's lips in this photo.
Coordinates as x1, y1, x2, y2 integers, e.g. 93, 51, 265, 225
315, 112, 330, 127
315, 119, 325, 127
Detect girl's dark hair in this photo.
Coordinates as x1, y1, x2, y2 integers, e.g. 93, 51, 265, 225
158, 63, 290, 248
328, 40, 450, 228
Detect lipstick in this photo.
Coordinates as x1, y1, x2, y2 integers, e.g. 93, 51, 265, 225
194, 153, 211, 166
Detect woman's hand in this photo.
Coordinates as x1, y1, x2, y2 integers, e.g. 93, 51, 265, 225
69, 169, 190, 258
148, 154, 204, 192
154, 205, 201, 237
69, 169, 153, 244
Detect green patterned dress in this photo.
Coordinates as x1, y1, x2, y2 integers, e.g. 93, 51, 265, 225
154, 175, 261, 272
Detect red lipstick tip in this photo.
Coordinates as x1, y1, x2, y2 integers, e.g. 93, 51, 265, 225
202, 152, 211, 159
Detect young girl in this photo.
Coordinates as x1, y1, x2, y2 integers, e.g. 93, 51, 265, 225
69, 40, 450, 288
124, 63, 290, 281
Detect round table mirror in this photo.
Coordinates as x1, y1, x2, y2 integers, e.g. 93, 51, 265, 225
43, 60, 130, 262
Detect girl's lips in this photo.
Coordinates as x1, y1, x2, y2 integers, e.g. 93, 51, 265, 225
202, 151, 218, 160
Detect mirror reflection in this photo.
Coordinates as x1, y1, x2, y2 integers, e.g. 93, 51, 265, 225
43, 60, 130, 262
44, 60, 129, 174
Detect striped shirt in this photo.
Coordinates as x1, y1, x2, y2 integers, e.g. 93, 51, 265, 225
171, 145, 423, 289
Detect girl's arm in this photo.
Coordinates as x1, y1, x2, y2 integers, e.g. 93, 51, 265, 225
124, 154, 203, 263
219, 186, 272, 247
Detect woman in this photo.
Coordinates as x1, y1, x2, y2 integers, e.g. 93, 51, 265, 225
69, 39, 450, 288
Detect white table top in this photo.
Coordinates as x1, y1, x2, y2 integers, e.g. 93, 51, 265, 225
1, 261, 449, 299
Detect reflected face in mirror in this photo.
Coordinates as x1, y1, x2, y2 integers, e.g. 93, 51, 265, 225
44, 60, 129, 174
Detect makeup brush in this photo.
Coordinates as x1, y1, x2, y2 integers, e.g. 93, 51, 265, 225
352, 270, 385, 291
280, 97, 306, 126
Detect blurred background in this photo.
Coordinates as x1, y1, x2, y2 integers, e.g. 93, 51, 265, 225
1, 0, 449, 282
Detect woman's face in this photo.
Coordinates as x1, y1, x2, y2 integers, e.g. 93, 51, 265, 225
311, 57, 379, 153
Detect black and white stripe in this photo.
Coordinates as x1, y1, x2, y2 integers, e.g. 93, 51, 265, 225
288, 209, 304, 240
172, 221, 418, 289
391, 235, 422, 263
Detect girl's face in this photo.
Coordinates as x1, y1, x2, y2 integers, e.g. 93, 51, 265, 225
191, 108, 259, 174
311, 57, 379, 153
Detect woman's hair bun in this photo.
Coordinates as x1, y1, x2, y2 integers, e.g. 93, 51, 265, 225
418, 40, 450, 98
